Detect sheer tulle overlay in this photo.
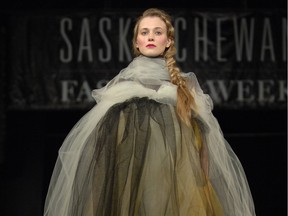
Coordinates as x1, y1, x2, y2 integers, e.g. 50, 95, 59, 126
44, 56, 256, 216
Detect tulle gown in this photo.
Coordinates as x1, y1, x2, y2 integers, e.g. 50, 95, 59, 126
44, 56, 256, 216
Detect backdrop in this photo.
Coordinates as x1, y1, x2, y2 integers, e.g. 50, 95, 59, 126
0, 8, 287, 216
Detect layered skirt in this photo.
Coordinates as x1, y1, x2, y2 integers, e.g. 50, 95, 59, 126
44, 96, 255, 215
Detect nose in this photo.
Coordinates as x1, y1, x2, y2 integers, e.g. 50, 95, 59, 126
148, 33, 154, 41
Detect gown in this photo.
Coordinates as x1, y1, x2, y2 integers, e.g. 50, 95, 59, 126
43, 55, 256, 216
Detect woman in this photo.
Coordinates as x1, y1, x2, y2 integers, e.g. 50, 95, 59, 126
44, 8, 256, 216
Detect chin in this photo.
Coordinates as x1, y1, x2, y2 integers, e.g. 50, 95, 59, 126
140, 49, 165, 58
142, 52, 162, 58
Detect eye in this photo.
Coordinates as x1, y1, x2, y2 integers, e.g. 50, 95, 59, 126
155, 31, 162, 35
140, 31, 148, 36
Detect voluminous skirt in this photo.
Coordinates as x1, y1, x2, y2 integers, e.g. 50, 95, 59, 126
44, 96, 255, 216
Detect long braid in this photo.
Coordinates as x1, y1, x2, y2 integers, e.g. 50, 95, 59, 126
166, 55, 197, 126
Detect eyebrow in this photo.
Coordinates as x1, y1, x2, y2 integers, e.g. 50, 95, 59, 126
139, 27, 164, 31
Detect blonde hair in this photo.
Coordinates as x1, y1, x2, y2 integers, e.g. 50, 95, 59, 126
132, 8, 197, 127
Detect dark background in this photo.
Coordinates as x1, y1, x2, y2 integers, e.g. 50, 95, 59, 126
0, 0, 286, 10
0, 0, 287, 216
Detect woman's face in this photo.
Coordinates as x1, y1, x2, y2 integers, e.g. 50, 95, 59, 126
136, 16, 171, 57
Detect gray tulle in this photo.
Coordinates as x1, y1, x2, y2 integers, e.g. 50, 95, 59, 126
44, 56, 256, 216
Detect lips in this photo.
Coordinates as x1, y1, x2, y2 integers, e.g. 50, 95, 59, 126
146, 44, 156, 48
